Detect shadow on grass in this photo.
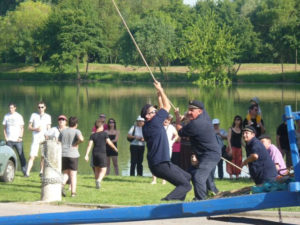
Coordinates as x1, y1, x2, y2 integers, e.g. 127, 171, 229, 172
209, 216, 294, 225
103, 176, 151, 184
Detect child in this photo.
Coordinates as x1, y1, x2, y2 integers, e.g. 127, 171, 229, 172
246, 97, 262, 124
85, 119, 118, 189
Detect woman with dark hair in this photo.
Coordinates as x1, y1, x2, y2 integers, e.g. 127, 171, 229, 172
85, 119, 117, 189
59, 116, 84, 197
105, 118, 120, 175
226, 115, 243, 179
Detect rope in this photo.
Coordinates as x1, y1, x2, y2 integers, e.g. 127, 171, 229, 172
111, 0, 157, 82
111, 0, 176, 110
221, 156, 250, 175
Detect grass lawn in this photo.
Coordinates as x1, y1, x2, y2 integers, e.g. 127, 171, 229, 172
0, 172, 299, 211
0, 63, 299, 83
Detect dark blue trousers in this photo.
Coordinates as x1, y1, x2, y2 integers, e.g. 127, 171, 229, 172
191, 157, 220, 200
150, 161, 192, 200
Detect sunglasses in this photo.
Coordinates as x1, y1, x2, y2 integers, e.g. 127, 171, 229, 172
38, 106, 45, 109
109, 121, 115, 124
147, 109, 157, 115
58, 118, 66, 121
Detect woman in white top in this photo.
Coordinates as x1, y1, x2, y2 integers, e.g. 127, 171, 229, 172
127, 116, 145, 176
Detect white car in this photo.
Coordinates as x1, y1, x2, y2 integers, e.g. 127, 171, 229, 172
0, 141, 17, 182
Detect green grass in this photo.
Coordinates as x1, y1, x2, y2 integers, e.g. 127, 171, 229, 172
0, 63, 299, 83
1, 172, 299, 211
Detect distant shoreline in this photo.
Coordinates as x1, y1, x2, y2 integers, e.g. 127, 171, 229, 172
0, 63, 299, 83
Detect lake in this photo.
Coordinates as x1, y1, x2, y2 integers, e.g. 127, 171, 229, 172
0, 81, 299, 177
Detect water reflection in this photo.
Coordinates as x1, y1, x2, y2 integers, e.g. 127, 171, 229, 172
0, 81, 299, 177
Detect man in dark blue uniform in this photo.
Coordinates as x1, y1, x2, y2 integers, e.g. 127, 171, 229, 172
175, 100, 221, 200
242, 126, 277, 185
141, 81, 191, 201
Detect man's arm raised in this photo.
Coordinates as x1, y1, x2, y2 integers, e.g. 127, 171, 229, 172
154, 81, 170, 113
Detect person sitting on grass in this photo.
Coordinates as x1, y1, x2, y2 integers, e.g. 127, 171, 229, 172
258, 134, 288, 175
241, 126, 277, 185
85, 119, 118, 189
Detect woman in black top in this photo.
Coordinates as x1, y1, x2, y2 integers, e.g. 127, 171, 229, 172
105, 118, 120, 175
85, 119, 117, 189
226, 115, 243, 179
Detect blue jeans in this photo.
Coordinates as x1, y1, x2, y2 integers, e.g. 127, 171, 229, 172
191, 157, 220, 200
7, 141, 27, 175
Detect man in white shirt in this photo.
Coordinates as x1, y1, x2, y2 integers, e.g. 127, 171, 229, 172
2, 103, 27, 175
25, 101, 51, 177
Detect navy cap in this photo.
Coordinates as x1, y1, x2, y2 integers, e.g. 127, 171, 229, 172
141, 104, 152, 119
242, 125, 256, 134
188, 100, 204, 109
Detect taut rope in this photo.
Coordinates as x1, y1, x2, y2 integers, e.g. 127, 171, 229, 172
111, 0, 176, 109
221, 157, 250, 175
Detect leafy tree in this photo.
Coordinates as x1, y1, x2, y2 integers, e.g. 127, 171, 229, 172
0, 1, 51, 63
46, 0, 107, 78
180, 10, 236, 85
249, 0, 299, 65
215, 0, 261, 75
133, 12, 176, 74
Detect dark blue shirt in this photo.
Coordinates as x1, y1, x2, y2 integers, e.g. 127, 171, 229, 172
178, 110, 221, 159
246, 137, 277, 185
142, 109, 170, 167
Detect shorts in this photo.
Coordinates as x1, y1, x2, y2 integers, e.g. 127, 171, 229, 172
62, 157, 78, 171
30, 135, 45, 157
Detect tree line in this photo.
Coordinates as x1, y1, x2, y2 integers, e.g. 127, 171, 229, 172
0, 0, 299, 82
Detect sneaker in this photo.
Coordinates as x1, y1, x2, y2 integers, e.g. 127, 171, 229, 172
151, 180, 157, 185
24, 174, 29, 178
71, 193, 76, 197
39, 172, 43, 177
162, 180, 167, 185
96, 180, 101, 189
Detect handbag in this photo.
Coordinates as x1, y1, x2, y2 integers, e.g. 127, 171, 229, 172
127, 125, 136, 142
222, 145, 233, 161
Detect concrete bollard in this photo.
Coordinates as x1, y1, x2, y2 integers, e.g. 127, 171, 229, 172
41, 140, 62, 202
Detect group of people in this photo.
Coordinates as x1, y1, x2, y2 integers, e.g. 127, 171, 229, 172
139, 82, 292, 201
2, 88, 294, 201
2, 102, 120, 197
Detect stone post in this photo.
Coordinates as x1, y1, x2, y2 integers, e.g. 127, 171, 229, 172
41, 140, 62, 202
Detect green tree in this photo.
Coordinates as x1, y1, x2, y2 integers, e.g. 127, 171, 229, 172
249, 0, 299, 65
46, 0, 107, 78
0, 1, 51, 63
181, 10, 236, 85
134, 12, 176, 75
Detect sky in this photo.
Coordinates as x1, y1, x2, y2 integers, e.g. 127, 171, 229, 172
183, 0, 197, 6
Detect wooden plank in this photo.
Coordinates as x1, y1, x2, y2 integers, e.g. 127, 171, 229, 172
0, 191, 299, 225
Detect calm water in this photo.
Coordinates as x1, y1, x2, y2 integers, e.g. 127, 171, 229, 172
0, 80, 299, 177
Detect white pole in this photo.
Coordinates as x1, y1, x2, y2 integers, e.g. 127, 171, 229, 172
41, 140, 62, 202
